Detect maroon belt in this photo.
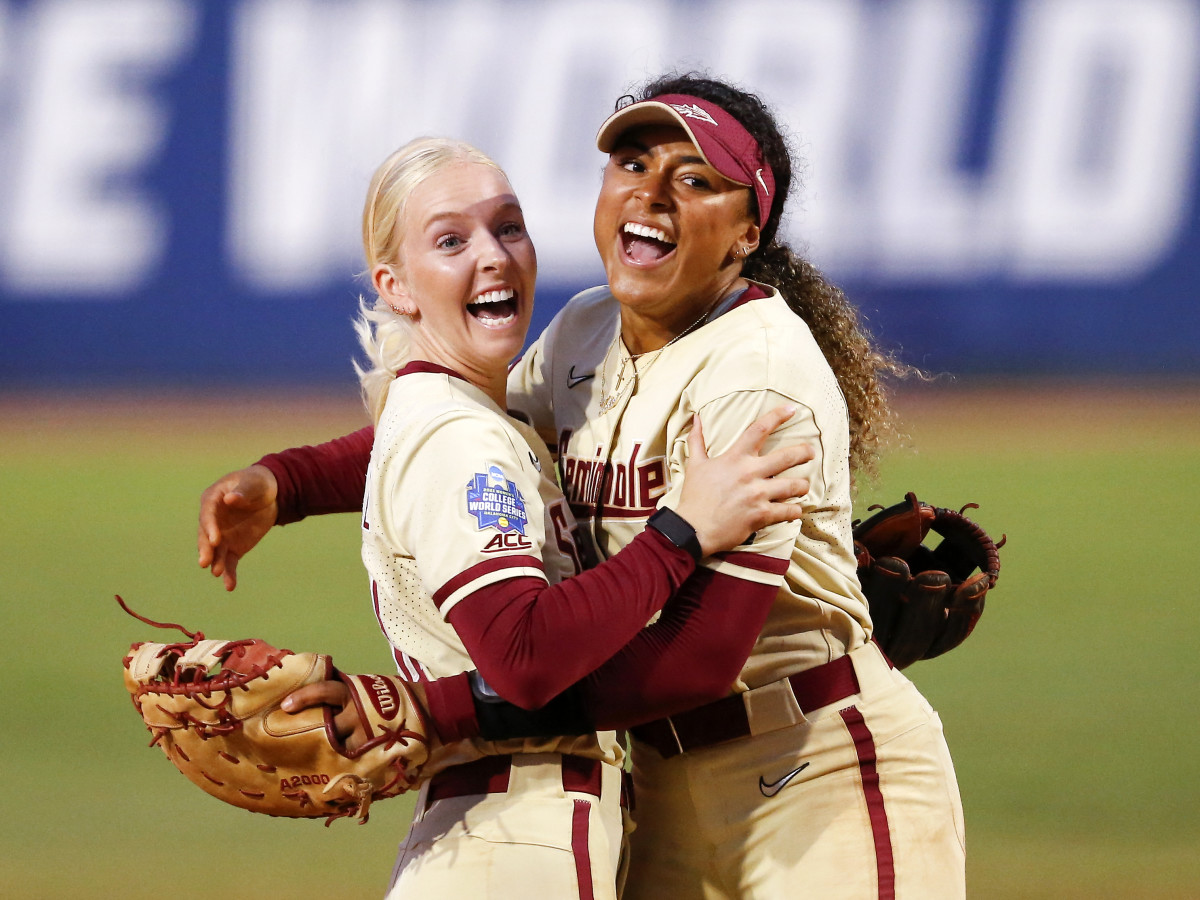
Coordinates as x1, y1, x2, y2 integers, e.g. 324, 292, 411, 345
631, 650, 890, 760
426, 754, 618, 806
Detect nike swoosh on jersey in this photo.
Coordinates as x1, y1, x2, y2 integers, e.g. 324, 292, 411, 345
567, 366, 595, 389
758, 761, 810, 798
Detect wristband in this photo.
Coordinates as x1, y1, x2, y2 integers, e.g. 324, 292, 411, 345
465, 671, 593, 740
646, 506, 703, 561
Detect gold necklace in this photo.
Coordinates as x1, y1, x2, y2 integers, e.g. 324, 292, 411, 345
598, 303, 716, 413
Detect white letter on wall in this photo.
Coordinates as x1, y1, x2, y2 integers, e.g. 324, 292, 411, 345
229, 0, 528, 290
715, 0, 867, 271
229, 0, 408, 290
874, 0, 989, 279
2, 0, 196, 294
993, 0, 1200, 280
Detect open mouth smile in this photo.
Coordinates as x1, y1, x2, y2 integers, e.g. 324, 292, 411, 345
467, 288, 519, 328
621, 222, 677, 264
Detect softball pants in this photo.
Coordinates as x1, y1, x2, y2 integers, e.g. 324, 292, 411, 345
385, 752, 628, 899
623, 641, 966, 899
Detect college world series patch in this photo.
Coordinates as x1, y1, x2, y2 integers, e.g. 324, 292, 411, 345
466, 466, 528, 535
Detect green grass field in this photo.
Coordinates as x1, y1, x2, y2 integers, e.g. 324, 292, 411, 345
2, 384, 1197, 898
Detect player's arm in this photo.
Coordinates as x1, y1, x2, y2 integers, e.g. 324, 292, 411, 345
197, 427, 374, 590
422, 406, 809, 711
287, 405, 808, 745
579, 559, 784, 727
570, 391, 820, 725
428, 398, 809, 739
258, 335, 554, 523
445, 527, 698, 710
429, 561, 785, 741
196, 330, 553, 591
259, 427, 375, 525
284, 524, 706, 748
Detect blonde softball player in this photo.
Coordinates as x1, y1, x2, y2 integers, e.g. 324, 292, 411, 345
259, 136, 809, 900
200, 78, 966, 899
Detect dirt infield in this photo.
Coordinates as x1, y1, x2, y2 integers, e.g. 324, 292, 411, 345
4, 379, 1197, 454
887, 378, 1200, 453
0, 388, 370, 455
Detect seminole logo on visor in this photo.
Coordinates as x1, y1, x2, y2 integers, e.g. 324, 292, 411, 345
669, 102, 717, 126
466, 465, 528, 535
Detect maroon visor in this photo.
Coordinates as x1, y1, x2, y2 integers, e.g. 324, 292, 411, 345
595, 93, 776, 229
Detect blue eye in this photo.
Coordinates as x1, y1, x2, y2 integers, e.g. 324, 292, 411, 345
436, 235, 462, 250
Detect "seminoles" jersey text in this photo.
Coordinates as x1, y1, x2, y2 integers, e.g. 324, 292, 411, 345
558, 436, 668, 520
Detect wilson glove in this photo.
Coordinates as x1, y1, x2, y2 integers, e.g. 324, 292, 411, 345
120, 598, 430, 824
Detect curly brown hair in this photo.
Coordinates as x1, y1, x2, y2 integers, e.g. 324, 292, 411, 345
628, 73, 918, 482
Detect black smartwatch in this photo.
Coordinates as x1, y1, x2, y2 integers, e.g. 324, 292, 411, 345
646, 506, 703, 561
466, 671, 593, 740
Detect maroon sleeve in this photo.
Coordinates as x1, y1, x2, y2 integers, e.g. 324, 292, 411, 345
445, 528, 695, 710
579, 565, 783, 729
256, 426, 374, 525
422, 668, 477, 744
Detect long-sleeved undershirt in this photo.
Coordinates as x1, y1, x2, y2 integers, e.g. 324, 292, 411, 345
258, 426, 782, 733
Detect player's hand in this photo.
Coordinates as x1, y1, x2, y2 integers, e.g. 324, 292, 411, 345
197, 464, 279, 592
674, 405, 813, 557
282, 680, 365, 752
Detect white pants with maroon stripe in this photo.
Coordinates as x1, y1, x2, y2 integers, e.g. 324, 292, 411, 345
385, 753, 628, 899
623, 642, 966, 899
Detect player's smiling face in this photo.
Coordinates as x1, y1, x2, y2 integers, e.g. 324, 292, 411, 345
378, 160, 535, 387
593, 124, 759, 343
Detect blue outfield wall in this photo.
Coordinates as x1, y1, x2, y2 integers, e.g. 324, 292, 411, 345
2, 0, 1199, 387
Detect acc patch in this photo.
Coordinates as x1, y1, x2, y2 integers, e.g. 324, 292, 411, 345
466, 465, 528, 535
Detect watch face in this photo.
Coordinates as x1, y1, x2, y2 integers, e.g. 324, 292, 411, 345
649, 507, 702, 560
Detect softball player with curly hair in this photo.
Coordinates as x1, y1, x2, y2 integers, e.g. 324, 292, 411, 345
200, 75, 966, 899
